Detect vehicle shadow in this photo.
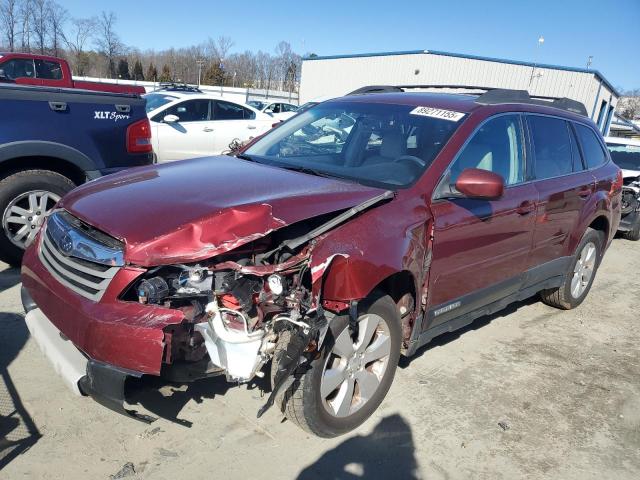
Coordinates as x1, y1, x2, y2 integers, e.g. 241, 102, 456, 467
297, 414, 419, 479
0, 266, 20, 294
0, 312, 41, 471
400, 296, 539, 368
126, 373, 270, 428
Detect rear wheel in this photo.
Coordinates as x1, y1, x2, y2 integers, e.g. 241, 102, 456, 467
0, 170, 75, 266
540, 227, 604, 309
272, 294, 401, 437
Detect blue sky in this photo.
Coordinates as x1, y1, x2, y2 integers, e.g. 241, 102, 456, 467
57, 0, 640, 90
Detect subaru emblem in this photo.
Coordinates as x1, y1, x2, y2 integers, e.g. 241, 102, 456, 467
60, 232, 73, 255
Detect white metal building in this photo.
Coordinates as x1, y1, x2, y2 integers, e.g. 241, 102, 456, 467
300, 49, 619, 134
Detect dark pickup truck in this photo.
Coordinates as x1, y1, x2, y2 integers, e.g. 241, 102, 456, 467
0, 84, 153, 265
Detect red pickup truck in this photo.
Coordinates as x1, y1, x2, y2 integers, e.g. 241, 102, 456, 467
0, 52, 145, 94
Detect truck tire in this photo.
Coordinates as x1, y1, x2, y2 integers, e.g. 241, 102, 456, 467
0, 170, 75, 266
272, 293, 401, 437
540, 227, 604, 310
622, 215, 640, 241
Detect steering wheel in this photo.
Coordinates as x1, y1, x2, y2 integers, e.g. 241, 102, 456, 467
394, 155, 426, 168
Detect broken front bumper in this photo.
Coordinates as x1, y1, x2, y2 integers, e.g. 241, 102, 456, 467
23, 297, 154, 423
619, 210, 639, 232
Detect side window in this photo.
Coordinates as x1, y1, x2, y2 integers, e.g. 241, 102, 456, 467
161, 100, 210, 122
575, 124, 607, 169
528, 116, 573, 179
283, 104, 298, 112
568, 125, 585, 171
35, 59, 63, 80
450, 114, 524, 186
214, 100, 255, 120
1, 59, 35, 80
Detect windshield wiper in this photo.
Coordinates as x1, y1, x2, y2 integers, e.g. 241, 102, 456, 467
235, 153, 258, 162
278, 164, 336, 179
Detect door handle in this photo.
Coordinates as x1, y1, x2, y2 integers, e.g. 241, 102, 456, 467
578, 187, 592, 198
516, 201, 535, 215
203, 127, 214, 132
49, 101, 67, 112
247, 125, 257, 130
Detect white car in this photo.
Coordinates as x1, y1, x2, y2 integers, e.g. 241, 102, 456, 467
247, 100, 299, 121
145, 91, 273, 162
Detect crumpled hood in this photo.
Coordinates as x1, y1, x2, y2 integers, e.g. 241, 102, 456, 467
60, 156, 384, 266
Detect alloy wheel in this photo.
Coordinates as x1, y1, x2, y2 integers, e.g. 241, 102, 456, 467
2, 190, 60, 249
320, 313, 391, 418
570, 241, 597, 299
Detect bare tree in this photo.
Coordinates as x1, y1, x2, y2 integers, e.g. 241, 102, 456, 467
47, 0, 67, 56
63, 17, 96, 75
95, 11, 122, 77
617, 89, 640, 120
19, 0, 33, 52
0, 0, 19, 51
32, 0, 47, 53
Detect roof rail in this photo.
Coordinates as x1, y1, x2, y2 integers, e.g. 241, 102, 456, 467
156, 82, 202, 93
346, 85, 588, 117
347, 85, 404, 95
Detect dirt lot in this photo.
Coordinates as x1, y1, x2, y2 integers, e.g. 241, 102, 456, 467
1, 238, 639, 480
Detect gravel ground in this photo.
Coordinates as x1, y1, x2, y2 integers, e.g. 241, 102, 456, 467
0, 238, 639, 479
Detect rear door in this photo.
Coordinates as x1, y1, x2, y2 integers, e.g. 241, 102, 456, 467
526, 115, 595, 267
211, 100, 261, 153
151, 99, 213, 162
427, 114, 537, 327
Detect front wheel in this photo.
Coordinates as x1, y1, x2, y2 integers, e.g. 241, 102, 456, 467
273, 293, 401, 438
0, 170, 75, 266
622, 215, 640, 241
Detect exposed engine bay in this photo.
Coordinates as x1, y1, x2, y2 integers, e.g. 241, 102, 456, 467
621, 174, 640, 217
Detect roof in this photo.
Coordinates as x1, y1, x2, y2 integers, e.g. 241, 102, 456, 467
303, 49, 620, 98
0, 52, 65, 63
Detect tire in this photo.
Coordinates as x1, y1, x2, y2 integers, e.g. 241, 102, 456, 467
540, 227, 604, 310
622, 215, 640, 241
0, 170, 75, 266
272, 293, 401, 438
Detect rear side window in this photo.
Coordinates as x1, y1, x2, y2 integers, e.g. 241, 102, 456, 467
575, 124, 607, 169
35, 59, 63, 80
450, 114, 524, 186
528, 116, 573, 179
214, 100, 255, 120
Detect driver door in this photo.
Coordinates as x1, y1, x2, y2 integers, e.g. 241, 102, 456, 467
152, 99, 214, 162
426, 114, 537, 328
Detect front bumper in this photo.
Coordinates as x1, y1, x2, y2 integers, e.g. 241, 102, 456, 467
23, 300, 154, 423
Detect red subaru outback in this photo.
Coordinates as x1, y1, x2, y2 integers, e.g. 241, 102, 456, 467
21, 87, 622, 437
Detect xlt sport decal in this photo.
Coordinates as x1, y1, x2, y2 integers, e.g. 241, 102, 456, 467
94, 111, 131, 122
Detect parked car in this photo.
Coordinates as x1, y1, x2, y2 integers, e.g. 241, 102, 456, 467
247, 100, 299, 121
21, 87, 621, 438
0, 52, 146, 94
145, 92, 273, 162
605, 136, 640, 240
0, 83, 153, 265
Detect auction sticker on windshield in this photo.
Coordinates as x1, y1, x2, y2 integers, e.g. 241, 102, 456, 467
410, 106, 465, 122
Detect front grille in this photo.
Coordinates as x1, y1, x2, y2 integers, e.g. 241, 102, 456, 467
38, 212, 122, 302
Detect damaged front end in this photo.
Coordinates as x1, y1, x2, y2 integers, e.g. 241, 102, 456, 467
119, 190, 393, 417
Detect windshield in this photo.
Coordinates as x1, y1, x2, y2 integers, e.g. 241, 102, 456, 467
243, 101, 463, 188
143, 93, 178, 113
248, 100, 267, 110
606, 143, 640, 170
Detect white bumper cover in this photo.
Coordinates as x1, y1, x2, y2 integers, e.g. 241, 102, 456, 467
24, 308, 88, 395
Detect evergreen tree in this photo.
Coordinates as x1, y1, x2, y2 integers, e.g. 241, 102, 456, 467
159, 64, 172, 82
202, 63, 224, 86
132, 59, 144, 81
117, 58, 131, 79
146, 63, 158, 82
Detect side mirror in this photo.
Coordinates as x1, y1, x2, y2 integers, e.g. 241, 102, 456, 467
163, 114, 179, 123
455, 168, 505, 199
